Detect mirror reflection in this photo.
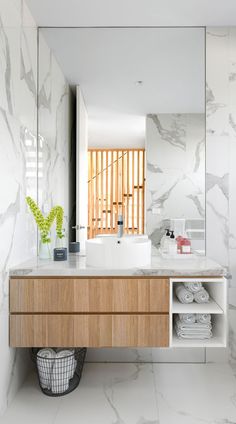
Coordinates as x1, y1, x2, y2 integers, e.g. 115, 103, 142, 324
38, 27, 205, 254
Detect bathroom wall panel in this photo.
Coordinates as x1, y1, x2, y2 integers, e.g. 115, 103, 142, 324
146, 113, 205, 248
0, 2, 75, 415
0, 0, 37, 415
206, 27, 236, 363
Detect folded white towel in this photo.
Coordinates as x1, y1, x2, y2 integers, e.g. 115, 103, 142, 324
184, 282, 202, 293
194, 288, 209, 303
196, 313, 211, 324
37, 348, 56, 390
179, 313, 196, 324
51, 350, 76, 394
175, 317, 212, 340
175, 285, 194, 304
175, 320, 212, 332
175, 330, 212, 339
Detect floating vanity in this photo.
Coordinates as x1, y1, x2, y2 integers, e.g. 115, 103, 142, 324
9, 253, 227, 349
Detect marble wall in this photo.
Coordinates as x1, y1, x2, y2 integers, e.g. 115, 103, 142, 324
0, 4, 74, 416
0, 0, 37, 415
38, 30, 75, 244
206, 27, 236, 363
1, 10, 236, 410
146, 113, 205, 250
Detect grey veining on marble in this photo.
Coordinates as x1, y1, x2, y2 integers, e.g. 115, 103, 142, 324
0, 15, 13, 115
147, 114, 186, 150
20, 32, 37, 104
146, 113, 205, 251
206, 173, 229, 199
147, 162, 163, 174
206, 82, 226, 132
193, 137, 205, 172
9, 251, 226, 277
186, 194, 205, 218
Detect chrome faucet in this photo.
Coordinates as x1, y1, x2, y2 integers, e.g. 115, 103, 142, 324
117, 214, 124, 238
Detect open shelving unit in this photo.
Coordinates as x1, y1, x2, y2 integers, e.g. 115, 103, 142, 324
169, 278, 227, 348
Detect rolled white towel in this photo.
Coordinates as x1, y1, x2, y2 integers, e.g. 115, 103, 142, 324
184, 282, 202, 293
57, 349, 77, 379
175, 285, 194, 304
37, 348, 56, 390
196, 313, 211, 324
51, 350, 76, 394
194, 288, 209, 304
179, 313, 196, 324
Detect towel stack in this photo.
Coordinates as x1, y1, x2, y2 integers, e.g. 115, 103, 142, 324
175, 314, 212, 339
37, 348, 77, 394
175, 282, 209, 304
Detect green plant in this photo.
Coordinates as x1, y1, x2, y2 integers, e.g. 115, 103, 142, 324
26, 197, 65, 243
54, 206, 65, 239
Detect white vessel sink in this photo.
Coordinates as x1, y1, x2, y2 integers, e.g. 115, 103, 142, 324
86, 235, 151, 268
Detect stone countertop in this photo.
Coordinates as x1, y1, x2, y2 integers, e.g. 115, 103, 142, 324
9, 251, 226, 277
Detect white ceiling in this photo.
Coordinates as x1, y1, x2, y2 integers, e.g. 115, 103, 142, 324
41, 28, 204, 147
26, 0, 236, 27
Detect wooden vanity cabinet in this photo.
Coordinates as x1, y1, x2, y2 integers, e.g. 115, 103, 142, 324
9, 277, 169, 348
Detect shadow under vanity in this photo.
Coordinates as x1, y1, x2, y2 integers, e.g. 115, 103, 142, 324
9, 255, 227, 349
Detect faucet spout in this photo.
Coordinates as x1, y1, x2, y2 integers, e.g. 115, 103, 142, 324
117, 214, 124, 238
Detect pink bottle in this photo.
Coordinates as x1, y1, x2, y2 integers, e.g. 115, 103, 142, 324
176, 236, 183, 254
180, 238, 191, 254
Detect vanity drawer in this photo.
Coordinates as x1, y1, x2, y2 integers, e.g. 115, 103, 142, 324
10, 314, 169, 348
10, 278, 169, 313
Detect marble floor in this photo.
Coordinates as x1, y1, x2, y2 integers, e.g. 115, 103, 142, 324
1, 363, 236, 424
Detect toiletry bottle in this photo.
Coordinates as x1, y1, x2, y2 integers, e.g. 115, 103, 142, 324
180, 237, 191, 254
176, 235, 183, 254
168, 230, 177, 255
117, 214, 124, 238
163, 229, 171, 253
161, 228, 170, 252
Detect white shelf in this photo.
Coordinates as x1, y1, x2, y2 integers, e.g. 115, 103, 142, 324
169, 278, 228, 348
171, 334, 226, 348
172, 295, 223, 314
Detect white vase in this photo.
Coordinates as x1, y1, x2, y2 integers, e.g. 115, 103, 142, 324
39, 240, 51, 259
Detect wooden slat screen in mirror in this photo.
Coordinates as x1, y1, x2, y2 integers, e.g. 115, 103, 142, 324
88, 149, 145, 239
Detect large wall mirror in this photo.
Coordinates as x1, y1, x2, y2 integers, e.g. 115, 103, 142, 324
37, 27, 205, 253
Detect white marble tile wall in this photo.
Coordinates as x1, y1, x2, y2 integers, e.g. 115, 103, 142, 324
0, 0, 37, 415
146, 113, 205, 248
38, 31, 74, 244
206, 27, 236, 363
1, 12, 236, 413
0, 3, 74, 416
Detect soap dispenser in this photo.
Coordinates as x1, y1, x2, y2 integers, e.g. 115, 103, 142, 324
161, 229, 170, 253
168, 230, 177, 256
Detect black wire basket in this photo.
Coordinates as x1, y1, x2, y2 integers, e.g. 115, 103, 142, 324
31, 348, 87, 397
